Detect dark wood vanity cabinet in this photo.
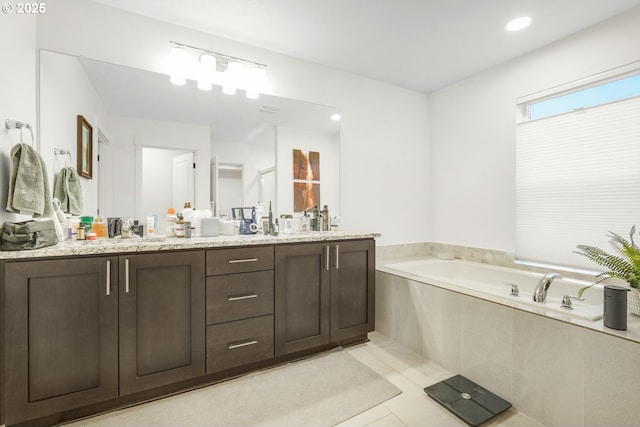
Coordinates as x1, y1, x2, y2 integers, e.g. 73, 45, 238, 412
274, 242, 331, 356
330, 239, 376, 342
2, 256, 119, 426
205, 246, 275, 373
118, 251, 206, 395
274, 239, 375, 356
0, 238, 374, 426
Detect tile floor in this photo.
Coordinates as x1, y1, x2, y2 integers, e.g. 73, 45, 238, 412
337, 332, 543, 427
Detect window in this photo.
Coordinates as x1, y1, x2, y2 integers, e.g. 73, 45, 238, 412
515, 64, 640, 271
529, 74, 640, 120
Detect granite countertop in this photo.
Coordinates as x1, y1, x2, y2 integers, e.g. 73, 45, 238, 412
0, 230, 380, 260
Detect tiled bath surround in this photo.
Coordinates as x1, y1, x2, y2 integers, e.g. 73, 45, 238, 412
376, 242, 640, 427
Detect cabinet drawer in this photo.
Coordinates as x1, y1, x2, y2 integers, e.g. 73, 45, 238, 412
206, 315, 274, 373
206, 270, 274, 325
206, 246, 274, 276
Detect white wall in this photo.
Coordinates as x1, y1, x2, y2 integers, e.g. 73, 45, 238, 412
429, 7, 640, 253
0, 14, 36, 224
40, 50, 109, 217
35, 0, 431, 245
276, 126, 339, 219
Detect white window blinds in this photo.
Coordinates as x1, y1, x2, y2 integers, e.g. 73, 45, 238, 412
516, 96, 640, 270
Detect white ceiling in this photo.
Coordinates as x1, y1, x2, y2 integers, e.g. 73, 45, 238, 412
92, 0, 640, 93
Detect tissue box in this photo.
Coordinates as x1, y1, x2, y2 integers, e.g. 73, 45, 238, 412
201, 218, 220, 237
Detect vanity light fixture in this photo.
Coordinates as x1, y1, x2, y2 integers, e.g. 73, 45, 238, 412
197, 53, 215, 91
169, 41, 267, 99
246, 66, 267, 99
505, 16, 532, 31
169, 45, 188, 85
222, 60, 241, 95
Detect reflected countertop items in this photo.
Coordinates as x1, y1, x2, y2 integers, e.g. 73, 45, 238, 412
0, 231, 380, 260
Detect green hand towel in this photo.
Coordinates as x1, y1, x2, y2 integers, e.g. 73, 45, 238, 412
6, 143, 53, 218
53, 166, 83, 215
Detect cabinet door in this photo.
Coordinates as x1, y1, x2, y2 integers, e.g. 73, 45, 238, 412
2, 257, 118, 426
274, 243, 330, 356
119, 251, 205, 395
330, 240, 375, 342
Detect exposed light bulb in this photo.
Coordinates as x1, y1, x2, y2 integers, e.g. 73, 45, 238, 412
197, 53, 215, 90
246, 65, 267, 99
222, 61, 241, 95
170, 46, 188, 85
506, 16, 531, 31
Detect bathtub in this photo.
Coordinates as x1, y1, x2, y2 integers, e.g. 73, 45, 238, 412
379, 258, 604, 322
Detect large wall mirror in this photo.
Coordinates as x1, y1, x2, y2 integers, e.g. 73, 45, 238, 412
39, 49, 340, 221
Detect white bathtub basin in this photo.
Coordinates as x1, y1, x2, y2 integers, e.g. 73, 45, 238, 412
379, 258, 604, 321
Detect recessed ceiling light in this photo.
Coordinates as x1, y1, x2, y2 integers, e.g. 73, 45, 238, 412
331, 113, 341, 121
506, 16, 531, 32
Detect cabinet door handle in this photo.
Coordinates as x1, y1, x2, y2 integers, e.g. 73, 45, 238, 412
125, 259, 130, 293
335, 244, 340, 270
228, 339, 258, 350
228, 258, 258, 264
228, 294, 258, 301
325, 245, 330, 270
106, 260, 111, 296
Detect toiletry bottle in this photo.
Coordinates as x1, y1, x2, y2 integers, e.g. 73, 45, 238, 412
313, 206, 320, 231
322, 205, 329, 231
92, 217, 108, 239
272, 219, 279, 236
166, 208, 177, 237
184, 221, 192, 238
175, 213, 185, 238
120, 218, 133, 238
255, 202, 264, 234
147, 216, 156, 236
181, 202, 194, 223
77, 223, 86, 240
268, 201, 274, 235
131, 220, 144, 237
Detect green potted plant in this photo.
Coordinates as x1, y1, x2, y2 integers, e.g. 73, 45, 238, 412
574, 225, 640, 315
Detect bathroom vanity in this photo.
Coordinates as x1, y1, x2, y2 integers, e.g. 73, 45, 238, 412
0, 232, 376, 427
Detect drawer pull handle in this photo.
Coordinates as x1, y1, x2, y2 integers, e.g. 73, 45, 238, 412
325, 245, 330, 270
228, 258, 259, 264
106, 260, 111, 296
125, 259, 130, 293
228, 294, 258, 301
228, 339, 258, 350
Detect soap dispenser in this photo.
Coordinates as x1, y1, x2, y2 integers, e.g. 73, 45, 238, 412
181, 202, 194, 221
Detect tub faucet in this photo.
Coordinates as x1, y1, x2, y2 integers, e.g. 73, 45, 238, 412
533, 273, 563, 302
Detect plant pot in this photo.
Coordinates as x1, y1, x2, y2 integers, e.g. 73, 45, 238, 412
628, 287, 640, 316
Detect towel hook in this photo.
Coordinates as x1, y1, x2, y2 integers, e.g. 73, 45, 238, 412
54, 148, 72, 167
5, 119, 34, 146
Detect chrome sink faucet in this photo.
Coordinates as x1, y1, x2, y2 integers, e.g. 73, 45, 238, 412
533, 272, 563, 302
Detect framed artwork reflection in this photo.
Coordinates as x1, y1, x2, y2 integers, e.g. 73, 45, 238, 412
77, 115, 93, 179
294, 182, 320, 212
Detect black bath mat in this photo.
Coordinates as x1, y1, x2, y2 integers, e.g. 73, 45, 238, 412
424, 374, 511, 426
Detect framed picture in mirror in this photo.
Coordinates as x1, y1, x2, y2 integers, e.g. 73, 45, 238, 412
77, 115, 93, 179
